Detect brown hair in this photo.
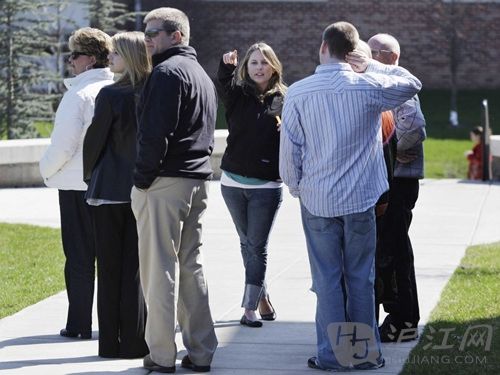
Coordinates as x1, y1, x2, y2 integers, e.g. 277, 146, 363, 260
237, 42, 287, 97
69, 27, 112, 68
322, 21, 359, 60
144, 7, 190, 45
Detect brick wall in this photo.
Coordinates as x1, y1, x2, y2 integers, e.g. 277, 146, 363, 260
138, 0, 500, 89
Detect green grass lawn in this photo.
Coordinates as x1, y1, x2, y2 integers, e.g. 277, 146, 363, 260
0, 223, 65, 319
34, 121, 53, 138
419, 89, 500, 139
425, 138, 471, 179
401, 243, 500, 374
418, 89, 499, 179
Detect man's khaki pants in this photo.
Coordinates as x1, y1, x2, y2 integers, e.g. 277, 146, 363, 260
131, 177, 217, 367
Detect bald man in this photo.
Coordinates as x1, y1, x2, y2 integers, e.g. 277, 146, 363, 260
368, 33, 426, 343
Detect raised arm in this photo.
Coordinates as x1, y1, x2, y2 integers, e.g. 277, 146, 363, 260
215, 50, 241, 108
366, 60, 422, 111
346, 51, 422, 111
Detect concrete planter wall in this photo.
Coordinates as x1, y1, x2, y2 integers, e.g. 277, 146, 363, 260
0, 130, 228, 188
2, 132, 500, 187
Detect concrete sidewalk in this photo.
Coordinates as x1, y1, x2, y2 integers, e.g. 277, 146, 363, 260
1, 179, 499, 374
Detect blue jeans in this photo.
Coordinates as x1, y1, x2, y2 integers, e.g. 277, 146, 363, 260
221, 185, 282, 310
300, 203, 383, 370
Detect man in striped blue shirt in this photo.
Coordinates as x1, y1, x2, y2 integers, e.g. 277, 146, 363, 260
279, 22, 422, 371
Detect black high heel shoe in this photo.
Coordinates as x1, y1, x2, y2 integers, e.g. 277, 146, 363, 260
60, 328, 91, 339
259, 297, 277, 321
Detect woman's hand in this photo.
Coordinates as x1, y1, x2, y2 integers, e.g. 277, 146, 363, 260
275, 115, 282, 132
223, 50, 238, 66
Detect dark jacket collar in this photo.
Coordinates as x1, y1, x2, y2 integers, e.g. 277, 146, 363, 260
152, 45, 197, 67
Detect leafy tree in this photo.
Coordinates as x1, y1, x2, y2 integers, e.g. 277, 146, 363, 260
44, 0, 80, 95
0, 0, 143, 139
0, 0, 63, 139
86, 0, 138, 34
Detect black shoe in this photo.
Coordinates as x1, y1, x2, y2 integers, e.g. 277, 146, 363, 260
119, 349, 150, 359
259, 297, 277, 321
240, 315, 263, 328
308, 356, 351, 371
99, 351, 119, 358
354, 358, 385, 370
307, 357, 322, 370
181, 355, 211, 372
143, 354, 176, 373
379, 321, 418, 343
60, 328, 91, 339
260, 311, 276, 321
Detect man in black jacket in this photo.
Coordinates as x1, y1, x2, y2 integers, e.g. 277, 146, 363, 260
131, 7, 217, 373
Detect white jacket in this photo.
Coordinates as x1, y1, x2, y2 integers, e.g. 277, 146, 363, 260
39, 68, 114, 190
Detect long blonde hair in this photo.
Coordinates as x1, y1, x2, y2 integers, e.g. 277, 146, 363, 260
112, 31, 151, 88
238, 42, 287, 97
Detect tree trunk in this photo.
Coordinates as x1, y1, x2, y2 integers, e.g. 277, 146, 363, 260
6, 10, 14, 139
449, 0, 459, 127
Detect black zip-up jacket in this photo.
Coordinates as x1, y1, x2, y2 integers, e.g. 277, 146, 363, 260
133, 46, 217, 189
215, 60, 283, 181
83, 83, 139, 201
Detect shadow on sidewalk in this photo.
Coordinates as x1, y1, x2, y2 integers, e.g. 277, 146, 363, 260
0, 332, 98, 349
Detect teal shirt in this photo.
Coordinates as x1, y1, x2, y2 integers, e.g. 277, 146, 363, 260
223, 170, 270, 185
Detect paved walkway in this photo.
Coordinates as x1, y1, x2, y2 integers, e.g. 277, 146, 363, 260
1, 179, 499, 374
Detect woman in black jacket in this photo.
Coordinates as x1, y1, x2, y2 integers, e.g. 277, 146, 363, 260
216, 42, 286, 328
82, 31, 151, 358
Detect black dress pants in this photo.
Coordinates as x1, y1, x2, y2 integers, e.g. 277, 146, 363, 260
376, 177, 420, 328
59, 190, 96, 335
90, 203, 148, 358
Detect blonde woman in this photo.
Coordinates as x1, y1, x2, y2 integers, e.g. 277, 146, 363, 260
215, 42, 286, 327
82, 31, 151, 358
39, 27, 114, 340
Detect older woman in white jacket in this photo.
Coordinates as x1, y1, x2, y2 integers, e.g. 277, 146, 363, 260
39, 27, 114, 340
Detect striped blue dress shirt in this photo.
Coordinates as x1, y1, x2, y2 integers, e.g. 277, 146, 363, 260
279, 61, 422, 217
